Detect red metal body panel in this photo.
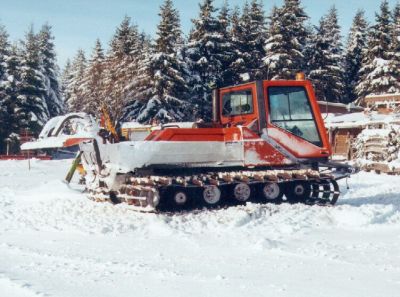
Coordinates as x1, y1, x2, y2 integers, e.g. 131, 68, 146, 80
144, 79, 332, 167
64, 138, 92, 147
241, 127, 291, 166
147, 127, 242, 142
0, 155, 52, 160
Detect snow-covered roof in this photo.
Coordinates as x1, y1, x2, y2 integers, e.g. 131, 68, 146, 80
121, 122, 152, 129
318, 101, 347, 108
317, 101, 364, 113
365, 93, 400, 99
326, 112, 400, 129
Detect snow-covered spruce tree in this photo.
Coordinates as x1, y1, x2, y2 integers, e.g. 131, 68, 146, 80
102, 17, 140, 120
146, 0, 189, 122
186, 0, 227, 119
0, 24, 8, 84
263, 0, 308, 79
218, 1, 236, 87
285, 0, 309, 68
263, 6, 285, 79
356, 0, 400, 101
123, 33, 156, 122
308, 7, 345, 102
60, 59, 72, 111
124, 0, 190, 123
0, 24, 10, 152
343, 10, 368, 103
3, 45, 22, 152
17, 26, 49, 133
80, 39, 105, 115
37, 24, 64, 116
234, 0, 266, 81
66, 49, 86, 112
303, 23, 316, 75
229, 5, 245, 84
390, 2, 400, 90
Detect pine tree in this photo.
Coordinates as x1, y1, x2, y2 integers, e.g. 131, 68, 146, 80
229, 5, 245, 84
263, 0, 308, 79
66, 49, 86, 112
37, 24, 64, 116
0, 24, 8, 83
245, 0, 266, 80
344, 10, 368, 103
148, 0, 189, 122
123, 34, 156, 122
123, 1, 189, 123
80, 39, 105, 115
131, 33, 154, 102
103, 17, 140, 120
308, 7, 345, 102
153, 0, 186, 98
0, 24, 10, 152
17, 26, 49, 133
186, 0, 227, 119
303, 23, 316, 75
390, 2, 400, 90
60, 59, 72, 111
284, 0, 309, 70
263, 5, 286, 79
218, 1, 236, 86
356, 0, 400, 100
3, 45, 22, 142
231, 1, 265, 81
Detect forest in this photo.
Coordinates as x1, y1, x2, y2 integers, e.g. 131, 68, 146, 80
0, 0, 399, 153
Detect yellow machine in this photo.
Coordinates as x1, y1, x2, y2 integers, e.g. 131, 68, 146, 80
100, 104, 119, 143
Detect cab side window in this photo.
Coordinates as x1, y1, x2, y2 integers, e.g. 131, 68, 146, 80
222, 90, 253, 117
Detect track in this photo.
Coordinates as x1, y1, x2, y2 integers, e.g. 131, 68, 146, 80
87, 169, 341, 212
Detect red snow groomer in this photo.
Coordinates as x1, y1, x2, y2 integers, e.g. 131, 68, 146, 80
22, 75, 353, 212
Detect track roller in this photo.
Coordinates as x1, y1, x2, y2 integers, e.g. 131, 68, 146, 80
262, 183, 283, 203
233, 183, 251, 202
173, 191, 188, 205
202, 185, 221, 206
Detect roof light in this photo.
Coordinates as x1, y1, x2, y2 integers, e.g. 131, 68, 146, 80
296, 72, 305, 81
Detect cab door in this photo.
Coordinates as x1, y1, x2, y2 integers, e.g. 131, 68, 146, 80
263, 80, 331, 159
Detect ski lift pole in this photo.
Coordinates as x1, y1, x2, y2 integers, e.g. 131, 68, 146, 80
65, 151, 83, 184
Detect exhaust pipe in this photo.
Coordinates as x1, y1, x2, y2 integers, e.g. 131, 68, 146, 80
212, 88, 219, 123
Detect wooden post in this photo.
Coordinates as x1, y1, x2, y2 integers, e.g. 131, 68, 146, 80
5, 139, 10, 156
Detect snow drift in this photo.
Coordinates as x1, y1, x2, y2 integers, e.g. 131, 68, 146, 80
0, 159, 399, 297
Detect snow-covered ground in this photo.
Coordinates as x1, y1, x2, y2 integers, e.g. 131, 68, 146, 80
0, 160, 399, 297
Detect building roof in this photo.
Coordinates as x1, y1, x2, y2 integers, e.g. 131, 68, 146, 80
359, 93, 400, 107
325, 112, 400, 129
317, 101, 364, 114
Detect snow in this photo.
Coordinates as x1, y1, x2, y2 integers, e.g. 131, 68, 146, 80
365, 93, 400, 99
0, 160, 400, 296
121, 122, 152, 129
326, 112, 400, 129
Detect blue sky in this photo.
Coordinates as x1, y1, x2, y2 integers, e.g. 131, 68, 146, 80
0, 0, 398, 67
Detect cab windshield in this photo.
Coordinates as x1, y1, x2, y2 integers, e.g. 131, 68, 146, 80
268, 86, 322, 146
